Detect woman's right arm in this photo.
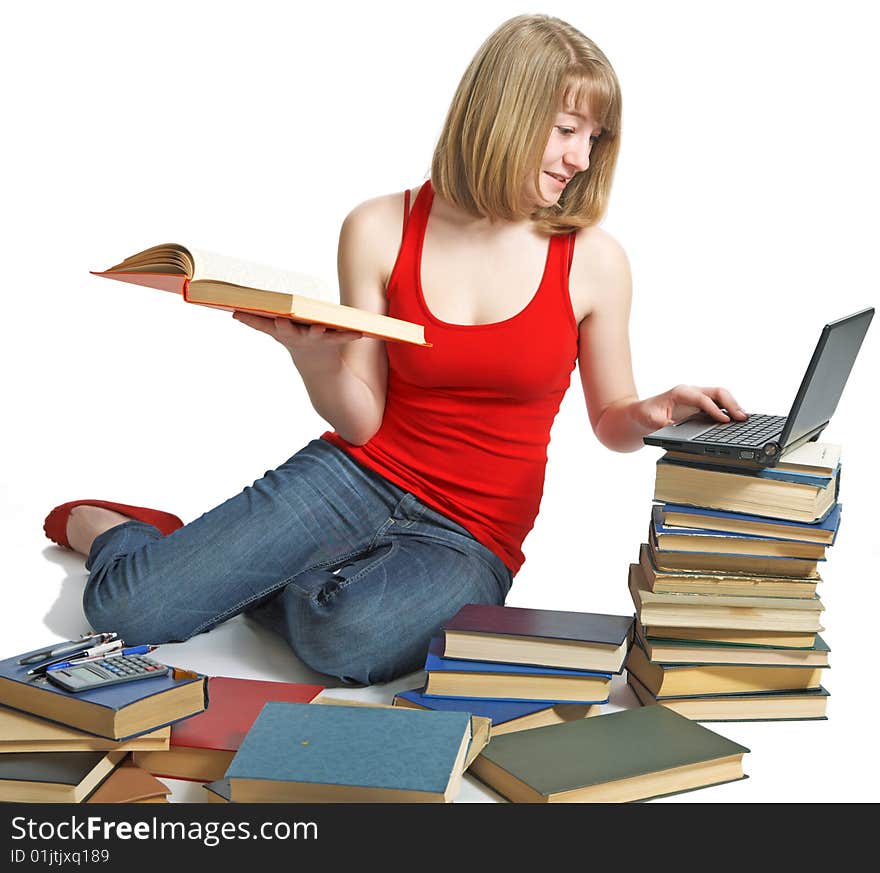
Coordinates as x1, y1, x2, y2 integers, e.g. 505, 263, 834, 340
232, 197, 395, 444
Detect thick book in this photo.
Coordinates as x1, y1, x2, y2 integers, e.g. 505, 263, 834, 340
86, 761, 171, 804
651, 505, 827, 561
641, 623, 819, 649
468, 705, 749, 802
625, 638, 825, 697
392, 687, 599, 736
0, 749, 126, 803
92, 243, 430, 347
441, 604, 633, 672
656, 502, 842, 546
653, 456, 839, 523
628, 673, 829, 722
0, 705, 170, 753
225, 701, 472, 803
628, 563, 824, 632
634, 620, 830, 667
638, 542, 819, 598
423, 637, 611, 703
132, 676, 324, 782
0, 648, 207, 741
649, 526, 821, 578
311, 694, 490, 770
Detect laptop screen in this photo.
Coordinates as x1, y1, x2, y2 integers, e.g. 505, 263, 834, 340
780, 308, 874, 446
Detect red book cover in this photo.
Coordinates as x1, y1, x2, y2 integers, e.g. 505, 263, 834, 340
90, 270, 188, 295
171, 677, 325, 752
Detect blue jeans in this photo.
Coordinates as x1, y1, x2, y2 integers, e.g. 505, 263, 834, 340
83, 439, 512, 685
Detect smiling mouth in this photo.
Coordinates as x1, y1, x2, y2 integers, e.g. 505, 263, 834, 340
544, 172, 569, 184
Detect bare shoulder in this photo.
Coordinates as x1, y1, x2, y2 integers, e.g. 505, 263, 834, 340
340, 186, 423, 286
569, 225, 632, 323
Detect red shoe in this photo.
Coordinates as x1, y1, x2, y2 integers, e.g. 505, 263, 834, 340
43, 500, 184, 549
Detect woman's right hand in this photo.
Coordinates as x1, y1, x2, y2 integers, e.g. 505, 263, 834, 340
231, 311, 364, 361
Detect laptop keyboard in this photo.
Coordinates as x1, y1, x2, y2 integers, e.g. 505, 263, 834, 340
692, 413, 787, 447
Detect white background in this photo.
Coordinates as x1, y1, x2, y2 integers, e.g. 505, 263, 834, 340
1, 0, 877, 803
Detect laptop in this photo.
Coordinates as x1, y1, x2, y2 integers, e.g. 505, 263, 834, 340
643, 307, 874, 467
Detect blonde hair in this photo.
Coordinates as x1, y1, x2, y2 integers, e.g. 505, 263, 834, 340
430, 14, 622, 235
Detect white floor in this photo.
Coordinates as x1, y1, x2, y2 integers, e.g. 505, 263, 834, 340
8, 534, 820, 804
16, 539, 642, 804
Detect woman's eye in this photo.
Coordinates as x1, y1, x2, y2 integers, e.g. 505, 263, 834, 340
590, 134, 600, 145
557, 126, 575, 135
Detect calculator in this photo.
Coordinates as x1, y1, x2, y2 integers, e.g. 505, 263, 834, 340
45, 655, 169, 693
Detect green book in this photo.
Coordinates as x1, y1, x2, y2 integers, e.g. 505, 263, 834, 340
636, 628, 830, 667
0, 749, 126, 803
468, 705, 748, 802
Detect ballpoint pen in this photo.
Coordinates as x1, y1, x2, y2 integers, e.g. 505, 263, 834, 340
18, 632, 118, 666
45, 645, 158, 672
25, 640, 126, 675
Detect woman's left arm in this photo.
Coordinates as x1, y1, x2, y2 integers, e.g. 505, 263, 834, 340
574, 230, 747, 453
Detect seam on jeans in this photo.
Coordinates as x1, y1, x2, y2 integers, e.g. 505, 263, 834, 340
332, 538, 398, 595
367, 517, 396, 549
284, 545, 371, 598
396, 503, 427, 528
282, 513, 397, 599
392, 524, 511, 597
398, 492, 432, 527
287, 534, 398, 603
186, 577, 297, 636
185, 537, 378, 634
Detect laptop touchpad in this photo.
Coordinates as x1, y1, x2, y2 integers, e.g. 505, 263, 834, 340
650, 415, 716, 439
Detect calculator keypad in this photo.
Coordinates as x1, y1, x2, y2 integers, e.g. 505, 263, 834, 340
46, 654, 169, 693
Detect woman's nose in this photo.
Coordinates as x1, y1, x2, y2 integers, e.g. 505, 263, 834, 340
566, 145, 590, 173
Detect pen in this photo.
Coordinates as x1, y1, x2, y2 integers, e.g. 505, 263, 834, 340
25, 640, 126, 675
18, 632, 118, 665
45, 645, 158, 672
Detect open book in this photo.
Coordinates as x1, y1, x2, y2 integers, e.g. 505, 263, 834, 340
91, 243, 430, 347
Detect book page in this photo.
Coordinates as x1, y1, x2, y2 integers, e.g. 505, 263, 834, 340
189, 247, 335, 301
779, 441, 841, 470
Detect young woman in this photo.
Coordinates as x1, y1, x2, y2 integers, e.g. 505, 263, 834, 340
44, 14, 746, 685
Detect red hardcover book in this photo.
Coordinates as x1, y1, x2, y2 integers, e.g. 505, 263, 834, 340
131, 676, 324, 782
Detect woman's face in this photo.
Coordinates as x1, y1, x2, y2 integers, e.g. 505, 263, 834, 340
530, 106, 601, 207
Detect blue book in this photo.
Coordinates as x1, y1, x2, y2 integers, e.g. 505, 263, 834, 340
423, 636, 611, 704
651, 506, 827, 562
0, 647, 207, 741
225, 701, 472, 803
393, 687, 599, 735
657, 502, 842, 546
648, 517, 821, 579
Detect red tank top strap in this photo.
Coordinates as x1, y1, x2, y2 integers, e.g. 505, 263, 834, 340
552, 230, 579, 335
401, 189, 412, 244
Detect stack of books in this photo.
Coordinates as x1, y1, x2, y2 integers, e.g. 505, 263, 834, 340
0, 645, 207, 803
626, 442, 840, 721
392, 604, 633, 736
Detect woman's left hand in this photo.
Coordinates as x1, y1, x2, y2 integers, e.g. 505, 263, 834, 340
636, 385, 748, 432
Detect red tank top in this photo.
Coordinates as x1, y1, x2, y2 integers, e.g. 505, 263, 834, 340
322, 180, 579, 573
